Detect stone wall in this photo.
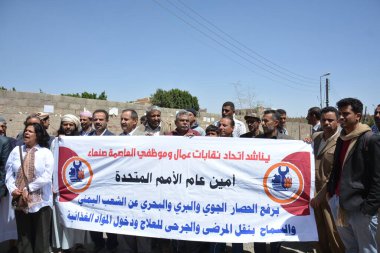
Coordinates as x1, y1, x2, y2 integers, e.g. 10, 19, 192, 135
0, 90, 311, 139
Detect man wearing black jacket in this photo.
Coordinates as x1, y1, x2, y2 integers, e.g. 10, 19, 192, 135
0, 136, 11, 198
88, 109, 118, 253
327, 98, 380, 253
254, 110, 293, 253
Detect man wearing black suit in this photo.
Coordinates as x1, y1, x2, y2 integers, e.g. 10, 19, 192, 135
89, 109, 114, 136
0, 136, 12, 199
0, 117, 16, 148
89, 109, 117, 253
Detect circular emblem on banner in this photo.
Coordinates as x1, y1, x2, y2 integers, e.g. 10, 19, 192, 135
62, 156, 93, 194
263, 162, 304, 204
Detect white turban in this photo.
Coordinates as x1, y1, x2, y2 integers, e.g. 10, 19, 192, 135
61, 114, 81, 129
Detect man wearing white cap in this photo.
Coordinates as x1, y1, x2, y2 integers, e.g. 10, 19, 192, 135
79, 111, 94, 136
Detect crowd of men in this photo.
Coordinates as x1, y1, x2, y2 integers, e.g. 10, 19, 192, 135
1, 98, 380, 253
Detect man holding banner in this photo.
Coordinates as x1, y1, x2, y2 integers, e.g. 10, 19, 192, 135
210, 115, 243, 253
88, 109, 119, 253
119, 109, 153, 253
254, 109, 294, 253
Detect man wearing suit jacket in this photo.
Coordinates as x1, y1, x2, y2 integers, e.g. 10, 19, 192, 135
310, 107, 344, 253
307, 107, 323, 135
0, 136, 12, 198
327, 98, 380, 253
89, 109, 117, 253
0, 116, 16, 148
118, 109, 152, 253
1, 132, 17, 253
89, 109, 114, 136
119, 109, 145, 136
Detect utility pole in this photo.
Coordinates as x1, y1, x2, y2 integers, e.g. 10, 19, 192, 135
320, 73, 330, 108
325, 78, 329, 107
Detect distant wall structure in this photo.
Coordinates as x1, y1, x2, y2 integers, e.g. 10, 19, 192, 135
0, 90, 220, 137
0, 90, 311, 139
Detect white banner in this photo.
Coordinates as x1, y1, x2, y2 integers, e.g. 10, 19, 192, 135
54, 136, 317, 243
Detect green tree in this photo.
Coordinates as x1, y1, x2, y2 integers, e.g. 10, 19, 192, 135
151, 88, 200, 111
0, 86, 16, 91
81, 92, 97, 99
98, 91, 107, 100
61, 91, 107, 100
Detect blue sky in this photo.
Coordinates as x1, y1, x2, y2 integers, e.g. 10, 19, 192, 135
1, 0, 379, 116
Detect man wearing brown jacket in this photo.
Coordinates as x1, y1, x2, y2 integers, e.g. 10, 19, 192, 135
311, 106, 344, 253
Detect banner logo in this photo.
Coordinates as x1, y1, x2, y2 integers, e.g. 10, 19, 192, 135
263, 162, 304, 205
62, 156, 93, 194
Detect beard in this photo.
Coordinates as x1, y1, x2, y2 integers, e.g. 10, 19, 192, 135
263, 125, 275, 134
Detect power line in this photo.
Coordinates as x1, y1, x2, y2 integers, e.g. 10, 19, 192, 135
170, 0, 318, 86
176, 0, 318, 83
163, 0, 316, 87
152, 0, 316, 91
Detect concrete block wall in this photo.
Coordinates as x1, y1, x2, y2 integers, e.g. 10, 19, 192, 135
0, 90, 310, 139
0, 90, 220, 137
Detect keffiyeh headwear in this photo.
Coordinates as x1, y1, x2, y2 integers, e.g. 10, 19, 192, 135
61, 114, 80, 129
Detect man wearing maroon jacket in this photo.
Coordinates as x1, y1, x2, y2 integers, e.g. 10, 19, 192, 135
165, 110, 200, 136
